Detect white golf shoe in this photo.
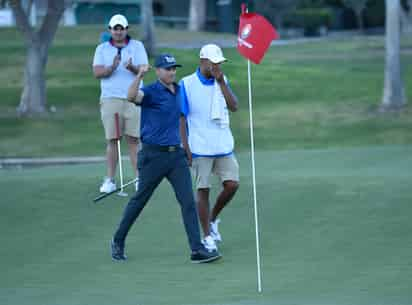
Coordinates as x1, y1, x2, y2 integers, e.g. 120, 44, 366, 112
202, 235, 218, 251
99, 177, 116, 193
210, 219, 222, 242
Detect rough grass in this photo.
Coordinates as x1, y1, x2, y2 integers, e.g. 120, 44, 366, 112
0, 27, 412, 157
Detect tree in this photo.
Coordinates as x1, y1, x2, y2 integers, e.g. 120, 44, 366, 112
342, 0, 368, 32
141, 0, 156, 56
381, 0, 406, 111
188, 0, 206, 31
401, 0, 412, 32
9, 0, 65, 117
255, 0, 301, 30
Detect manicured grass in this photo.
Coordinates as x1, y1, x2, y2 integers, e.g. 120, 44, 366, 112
0, 27, 412, 157
1, 147, 412, 305
2, 26, 411, 305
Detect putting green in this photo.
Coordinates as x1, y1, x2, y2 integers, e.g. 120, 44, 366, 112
1, 146, 411, 305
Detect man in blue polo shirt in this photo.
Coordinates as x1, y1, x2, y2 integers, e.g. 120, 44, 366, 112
180, 44, 240, 252
110, 54, 221, 264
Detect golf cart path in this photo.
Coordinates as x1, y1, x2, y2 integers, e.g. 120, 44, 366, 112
0, 156, 109, 168
157, 37, 325, 49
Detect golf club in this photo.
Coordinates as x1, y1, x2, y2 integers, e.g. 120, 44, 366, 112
93, 178, 138, 203
114, 113, 128, 197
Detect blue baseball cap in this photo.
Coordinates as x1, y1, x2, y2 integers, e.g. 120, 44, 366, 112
154, 54, 182, 69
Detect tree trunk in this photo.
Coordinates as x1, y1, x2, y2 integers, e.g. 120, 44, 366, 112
188, 0, 206, 31
381, 0, 406, 111
401, 0, 412, 33
141, 0, 156, 56
355, 10, 364, 32
22, 0, 34, 25
17, 41, 47, 116
273, 12, 283, 31
10, 0, 65, 117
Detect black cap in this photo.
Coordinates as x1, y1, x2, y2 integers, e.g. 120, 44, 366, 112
154, 53, 182, 69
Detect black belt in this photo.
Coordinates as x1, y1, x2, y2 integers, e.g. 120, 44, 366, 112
142, 143, 181, 152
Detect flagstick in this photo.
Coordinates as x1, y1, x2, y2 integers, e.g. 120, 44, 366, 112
247, 59, 262, 293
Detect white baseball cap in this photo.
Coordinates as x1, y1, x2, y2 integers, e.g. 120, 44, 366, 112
199, 44, 227, 64
108, 14, 128, 28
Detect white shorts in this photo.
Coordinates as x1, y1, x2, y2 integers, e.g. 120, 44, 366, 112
100, 98, 140, 140
191, 154, 239, 189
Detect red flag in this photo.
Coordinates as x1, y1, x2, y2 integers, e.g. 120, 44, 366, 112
237, 4, 279, 64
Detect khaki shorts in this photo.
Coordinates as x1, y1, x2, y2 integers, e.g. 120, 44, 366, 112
100, 98, 140, 140
191, 154, 239, 189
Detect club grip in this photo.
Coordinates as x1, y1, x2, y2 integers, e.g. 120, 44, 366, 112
114, 112, 120, 140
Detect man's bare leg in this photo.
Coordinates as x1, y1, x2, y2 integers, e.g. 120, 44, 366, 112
211, 180, 239, 222
125, 135, 139, 176
106, 139, 118, 179
197, 188, 211, 236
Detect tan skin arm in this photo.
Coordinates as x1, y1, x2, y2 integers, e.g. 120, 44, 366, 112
127, 64, 151, 104
211, 64, 239, 112
93, 54, 121, 79
93, 56, 143, 78
124, 58, 141, 75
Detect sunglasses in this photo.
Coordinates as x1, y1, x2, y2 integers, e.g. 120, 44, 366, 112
110, 26, 127, 31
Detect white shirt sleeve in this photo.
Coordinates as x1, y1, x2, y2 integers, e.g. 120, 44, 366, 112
131, 40, 148, 88
133, 40, 149, 65
92, 44, 104, 67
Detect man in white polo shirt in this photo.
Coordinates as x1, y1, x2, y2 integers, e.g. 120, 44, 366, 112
180, 44, 239, 251
93, 14, 148, 193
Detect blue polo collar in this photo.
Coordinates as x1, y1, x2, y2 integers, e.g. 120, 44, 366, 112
156, 80, 180, 93
196, 68, 215, 86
